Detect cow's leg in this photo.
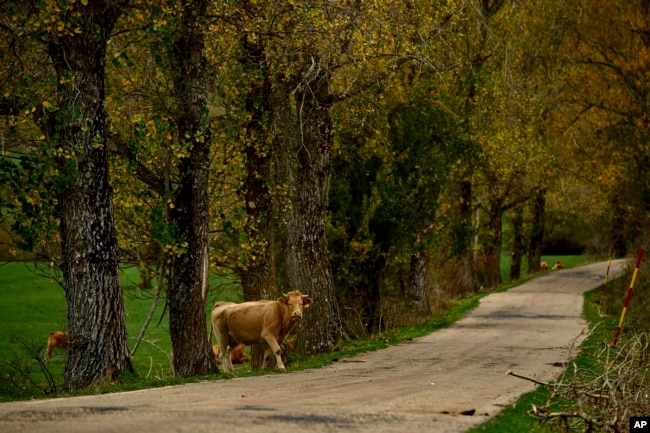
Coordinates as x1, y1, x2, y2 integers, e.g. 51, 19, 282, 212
222, 346, 235, 373
261, 334, 286, 372
219, 340, 234, 373
261, 346, 273, 370
215, 323, 235, 374
45, 342, 53, 363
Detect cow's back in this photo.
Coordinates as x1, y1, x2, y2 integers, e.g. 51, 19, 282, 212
220, 300, 281, 345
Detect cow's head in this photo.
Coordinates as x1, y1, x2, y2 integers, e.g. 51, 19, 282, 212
279, 291, 312, 322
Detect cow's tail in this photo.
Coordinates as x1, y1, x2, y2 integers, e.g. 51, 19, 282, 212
208, 321, 214, 347
208, 301, 227, 347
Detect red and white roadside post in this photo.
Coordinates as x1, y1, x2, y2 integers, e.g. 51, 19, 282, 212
612, 248, 645, 347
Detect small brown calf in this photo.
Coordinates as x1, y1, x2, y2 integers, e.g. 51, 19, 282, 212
285, 336, 297, 353
279, 336, 298, 367
45, 331, 68, 363
552, 261, 564, 270
212, 343, 249, 365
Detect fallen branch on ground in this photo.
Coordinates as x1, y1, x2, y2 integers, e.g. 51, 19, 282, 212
506, 370, 553, 387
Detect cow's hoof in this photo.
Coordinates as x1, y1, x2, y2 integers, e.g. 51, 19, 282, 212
279, 367, 287, 373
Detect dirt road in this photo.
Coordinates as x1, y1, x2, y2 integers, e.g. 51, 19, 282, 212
0, 260, 627, 433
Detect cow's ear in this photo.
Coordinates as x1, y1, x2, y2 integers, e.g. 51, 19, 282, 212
278, 294, 289, 304
302, 295, 312, 307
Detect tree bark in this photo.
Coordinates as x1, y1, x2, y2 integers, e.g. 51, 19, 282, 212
527, 189, 546, 274
234, 28, 276, 303
234, 25, 278, 371
610, 193, 628, 258
361, 255, 384, 334
47, 1, 132, 391
167, 0, 216, 377
409, 249, 431, 316
510, 205, 525, 281
454, 179, 478, 293
282, 65, 344, 354
482, 197, 504, 288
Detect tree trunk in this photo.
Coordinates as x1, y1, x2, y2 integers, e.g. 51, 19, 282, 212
510, 205, 525, 281
610, 193, 627, 258
454, 179, 478, 293
234, 28, 276, 302
234, 28, 278, 371
167, 0, 215, 377
408, 250, 431, 316
47, 1, 132, 391
282, 67, 344, 354
362, 255, 385, 334
482, 198, 504, 288
527, 189, 546, 274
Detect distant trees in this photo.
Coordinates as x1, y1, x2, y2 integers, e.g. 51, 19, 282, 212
553, 1, 650, 257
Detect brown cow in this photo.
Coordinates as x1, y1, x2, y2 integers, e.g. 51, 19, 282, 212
540, 261, 549, 270
212, 343, 249, 365
211, 291, 312, 373
552, 261, 564, 270
45, 331, 68, 363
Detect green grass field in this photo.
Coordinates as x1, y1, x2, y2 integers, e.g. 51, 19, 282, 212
0, 262, 67, 361
0, 262, 244, 396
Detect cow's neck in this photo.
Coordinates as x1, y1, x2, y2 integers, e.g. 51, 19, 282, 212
280, 320, 297, 341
